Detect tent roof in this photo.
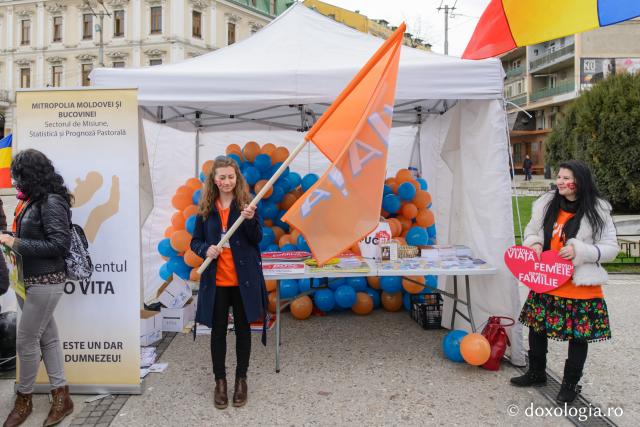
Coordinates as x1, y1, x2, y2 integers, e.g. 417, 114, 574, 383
91, 4, 505, 130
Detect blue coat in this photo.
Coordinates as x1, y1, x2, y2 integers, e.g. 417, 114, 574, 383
190, 200, 268, 344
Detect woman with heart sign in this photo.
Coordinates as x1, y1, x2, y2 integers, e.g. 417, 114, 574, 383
510, 160, 618, 404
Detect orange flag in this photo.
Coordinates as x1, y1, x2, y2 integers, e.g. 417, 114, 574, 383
283, 24, 405, 265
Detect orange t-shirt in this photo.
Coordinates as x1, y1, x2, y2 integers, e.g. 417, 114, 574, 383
547, 209, 603, 299
215, 204, 238, 287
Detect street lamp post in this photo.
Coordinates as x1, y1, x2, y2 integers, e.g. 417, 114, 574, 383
84, 0, 111, 67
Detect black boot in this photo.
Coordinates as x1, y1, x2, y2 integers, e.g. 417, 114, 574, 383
556, 359, 583, 403
510, 350, 547, 387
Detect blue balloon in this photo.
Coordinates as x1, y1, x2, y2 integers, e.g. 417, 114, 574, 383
259, 227, 275, 251
383, 184, 394, 196
265, 244, 280, 252
382, 194, 401, 214
175, 264, 191, 280
159, 263, 172, 281
261, 201, 278, 220
185, 215, 197, 235
417, 178, 428, 191
270, 162, 289, 178
157, 238, 177, 257
287, 172, 301, 189
427, 224, 437, 238
199, 171, 206, 182
254, 154, 272, 172
314, 289, 335, 312
334, 285, 356, 309
380, 276, 402, 293
406, 226, 429, 246
443, 330, 468, 363
328, 278, 347, 291
279, 279, 299, 299
428, 237, 437, 245
275, 176, 291, 194
244, 166, 261, 186
296, 235, 311, 252
301, 173, 319, 192
275, 211, 290, 232
298, 278, 312, 294
281, 243, 298, 252
269, 185, 285, 203
403, 293, 412, 312
398, 182, 417, 201
192, 189, 202, 205
167, 255, 187, 273
227, 153, 242, 166
346, 277, 367, 292
426, 275, 437, 289
365, 288, 381, 309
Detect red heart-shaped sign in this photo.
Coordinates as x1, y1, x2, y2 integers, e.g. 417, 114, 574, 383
504, 245, 574, 293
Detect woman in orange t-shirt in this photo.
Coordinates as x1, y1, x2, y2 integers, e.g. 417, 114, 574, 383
191, 157, 267, 410
510, 160, 619, 404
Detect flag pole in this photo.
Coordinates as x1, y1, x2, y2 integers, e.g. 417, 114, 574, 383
196, 138, 310, 275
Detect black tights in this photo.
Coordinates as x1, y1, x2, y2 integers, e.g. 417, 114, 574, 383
529, 329, 588, 369
211, 286, 251, 380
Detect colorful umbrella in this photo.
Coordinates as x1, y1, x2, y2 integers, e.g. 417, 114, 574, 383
463, 0, 640, 60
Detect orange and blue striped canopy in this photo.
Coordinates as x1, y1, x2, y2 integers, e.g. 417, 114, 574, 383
463, 0, 640, 59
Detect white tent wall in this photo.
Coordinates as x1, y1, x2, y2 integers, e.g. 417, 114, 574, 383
419, 99, 525, 366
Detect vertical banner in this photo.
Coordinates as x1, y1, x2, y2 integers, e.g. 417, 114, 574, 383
15, 88, 141, 394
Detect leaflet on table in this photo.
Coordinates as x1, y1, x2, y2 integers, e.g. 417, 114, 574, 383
378, 257, 489, 271
262, 262, 307, 275
307, 259, 370, 274
261, 251, 312, 262
420, 245, 473, 260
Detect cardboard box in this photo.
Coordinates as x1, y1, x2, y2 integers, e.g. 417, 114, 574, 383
161, 300, 196, 332
140, 310, 162, 346
157, 276, 192, 309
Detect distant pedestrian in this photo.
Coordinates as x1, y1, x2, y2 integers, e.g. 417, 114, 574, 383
510, 160, 618, 404
523, 155, 533, 181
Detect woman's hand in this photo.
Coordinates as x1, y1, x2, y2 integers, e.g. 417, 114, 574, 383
558, 244, 575, 260
241, 204, 257, 220
530, 243, 542, 257
0, 234, 15, 248
206, 245, 222, 259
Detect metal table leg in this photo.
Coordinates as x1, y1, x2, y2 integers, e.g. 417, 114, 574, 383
451, 276, 458, 329
275, 286, 281, 373
465, 275, 476, 332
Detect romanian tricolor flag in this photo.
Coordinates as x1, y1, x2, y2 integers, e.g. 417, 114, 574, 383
283, 24, 405, 265
463, 0, 640, 60
0, 134, 12, 188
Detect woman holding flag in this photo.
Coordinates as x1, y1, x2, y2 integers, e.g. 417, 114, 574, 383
190, 156, 267, 410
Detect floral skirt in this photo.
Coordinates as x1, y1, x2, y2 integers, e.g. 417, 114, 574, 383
519, 290, 611, 342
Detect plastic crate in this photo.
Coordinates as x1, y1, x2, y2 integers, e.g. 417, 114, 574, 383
410, 293, 443, 330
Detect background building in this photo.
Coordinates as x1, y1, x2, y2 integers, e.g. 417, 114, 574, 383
502, 18, 640, 175
0, 0, 291, 137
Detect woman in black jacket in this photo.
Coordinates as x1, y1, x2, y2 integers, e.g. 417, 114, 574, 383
0, 149, 73, 427
190, 156, 267, 410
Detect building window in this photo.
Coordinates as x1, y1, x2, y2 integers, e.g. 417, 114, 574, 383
52, 65, 62, 87
114, 10, 125, 37
150, 6, 162, 34
21, 20, 30, 45
20, 68, 31, 88
149, 59, 162, 66
81, 64, 93, 86
227, 22, 235, 45
83, 14, 93, 40
113, 61, 125, 68
53, 16, 63, 42
192, 11, 202, 38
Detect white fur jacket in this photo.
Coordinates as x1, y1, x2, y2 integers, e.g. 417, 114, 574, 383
522, 192, 619, 286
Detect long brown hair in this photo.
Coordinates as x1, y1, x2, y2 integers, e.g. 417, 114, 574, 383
198, 157, 252, 218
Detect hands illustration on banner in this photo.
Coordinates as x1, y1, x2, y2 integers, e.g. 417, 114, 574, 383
72, 171, 120, 243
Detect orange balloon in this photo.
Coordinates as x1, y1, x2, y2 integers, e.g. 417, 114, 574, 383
401, 230, 409, 238
381, 291, 403, 312
176, 185, 194, 197
254, 179, 273, 198
171, 211, 186, 230
460, 333, 492, 366
290, 295, 313, 320
290, 228, 300, 244
416, 209, 435, 228
182, 205, 198, 219
396, 169, 413, 184
226, 144, 242, 155
387, 181, 398, 194
279, 193, 297, 211
272, 146, 290, 164
402, 276, 425, 294
352, 292, 373, 315
367, 276, 380, 290
172, 193, 192, 210
243, 141, 261, 163
401, 203, 418, 219
170, 230, 191, 252
186, 178, 202, 192
279, 234, 291, 248
227, 149, 243, 161
397, 216, 412, 233
184, 250, 204, 268
413, 191, 432, 209
264, 219, 273, 227
164, 226, 175, 238
267, 291, 287, 313
410, 180, 420, 192
202, 160, 214, 176
271, 226, 285, 243
385, 177, 397, 187
265, 280, 278, 293
387, 218, 401, 237
261, 143, 277, 155
395, 237, 407, 245
189, 268, 201, 282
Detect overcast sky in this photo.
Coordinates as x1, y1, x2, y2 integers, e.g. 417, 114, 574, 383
320, 0, 491, 57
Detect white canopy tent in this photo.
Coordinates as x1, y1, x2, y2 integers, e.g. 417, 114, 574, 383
91, 3, 524, 365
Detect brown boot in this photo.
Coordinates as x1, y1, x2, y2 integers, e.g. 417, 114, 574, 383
214, 378, 228, 409
3, 391, 33, 427
232, 376, 247, 407
42, 385, 73, 427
